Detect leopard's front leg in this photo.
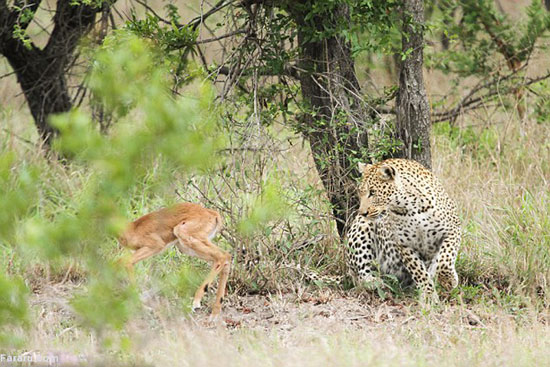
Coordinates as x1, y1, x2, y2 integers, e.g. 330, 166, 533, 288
395, 244, 438, 302
347, 216, 378, 284
432, 234, 460, 291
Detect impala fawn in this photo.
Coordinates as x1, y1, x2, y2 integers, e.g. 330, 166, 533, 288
118, 203, 231, 317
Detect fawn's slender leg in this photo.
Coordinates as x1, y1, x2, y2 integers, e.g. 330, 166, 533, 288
125, 235, 166, 281
212, 259, 231, 316
173, 222, 231, 315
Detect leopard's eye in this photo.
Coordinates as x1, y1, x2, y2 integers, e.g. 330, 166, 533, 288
369, 189, 376, 197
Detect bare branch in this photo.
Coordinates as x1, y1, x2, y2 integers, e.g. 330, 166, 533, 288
196, 29, 246, 44
431, 70, 550, 123
188, 0, 236, 31
2, 127, 38, 147
216, 63, 300, 79
0, 70, 16, 79
134, 0, 172, 25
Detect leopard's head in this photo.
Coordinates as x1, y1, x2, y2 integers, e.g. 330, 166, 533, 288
357, 161, 397, 219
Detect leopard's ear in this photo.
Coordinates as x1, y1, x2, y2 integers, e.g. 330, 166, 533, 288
358, 162, 371, 174
378, 164, 396, 181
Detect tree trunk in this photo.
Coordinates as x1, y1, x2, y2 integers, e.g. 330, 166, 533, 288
4, 46, 73, 145
0, 0, 104, 146
395, 0, 432, 169
288, 2, 369, 238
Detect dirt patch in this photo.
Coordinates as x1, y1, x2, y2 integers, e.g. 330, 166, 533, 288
28, 281, 494, 343
213, 291, 411, 333
174, 287, 493, 341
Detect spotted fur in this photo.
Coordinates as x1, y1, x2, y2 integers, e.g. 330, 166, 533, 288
346, 158, 460, 297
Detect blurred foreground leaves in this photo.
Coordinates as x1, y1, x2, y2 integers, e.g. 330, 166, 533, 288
0, 31, 224, 345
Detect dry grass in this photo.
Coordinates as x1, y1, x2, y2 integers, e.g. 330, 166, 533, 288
434, 118, 550, 304
20, 282, 550, 367
1, 1, 549, 365
2, 102, 549, 366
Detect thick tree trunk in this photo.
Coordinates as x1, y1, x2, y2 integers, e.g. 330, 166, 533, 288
0, 0, 103, 146
288, 3, 369, 238
395, 0, 432, 169
4, 46, 73, 145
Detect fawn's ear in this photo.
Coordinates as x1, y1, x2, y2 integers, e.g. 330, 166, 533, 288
358, 162, 371, 174
377, 164, 396, 181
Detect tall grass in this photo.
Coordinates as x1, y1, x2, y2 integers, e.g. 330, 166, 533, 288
433, 120, 550, 307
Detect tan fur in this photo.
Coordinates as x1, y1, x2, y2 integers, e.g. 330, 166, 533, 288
119, 203, 231, 318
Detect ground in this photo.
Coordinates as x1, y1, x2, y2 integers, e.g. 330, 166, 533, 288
26, 281, 550, 367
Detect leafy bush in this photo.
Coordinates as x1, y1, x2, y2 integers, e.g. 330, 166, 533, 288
0, 31, 225, 346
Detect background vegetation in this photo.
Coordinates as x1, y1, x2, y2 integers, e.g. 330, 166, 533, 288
0, 0, 549, 365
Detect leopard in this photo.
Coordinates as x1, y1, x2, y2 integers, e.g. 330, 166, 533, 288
346, 158, 461, 299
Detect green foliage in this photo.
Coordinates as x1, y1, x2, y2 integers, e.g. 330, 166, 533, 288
427, 0, 550, 75
238, 175, 289, 237
0, 31, 225, 339
160, 263, 206, 312
69, 0, 107, 8
283, 0, 400, 55
88, 32, 163, 117
11, 24, 32, 50
0, 152, 39, 242
451, 284, 483, 304
57, 31, 224, 169
126, 8, 198, 88
127, 11, 197, 53
433, 122, 499, 159
350, 0, 401, 55
124, 0, 402, 132
366, 118, 402, 163
8, 4, 36, 50
71, 269, 139, 334
531, 80, 550, 124
422, 0, 550, 125
0, 273, 28, 346
126, 4, 198, 52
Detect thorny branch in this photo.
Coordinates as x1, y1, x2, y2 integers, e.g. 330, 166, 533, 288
431, 69, 550, 123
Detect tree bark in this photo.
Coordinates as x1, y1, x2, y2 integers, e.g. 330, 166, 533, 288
0, 0, 104, 146
287, 2, 369, 238
395, 0, 432, 169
